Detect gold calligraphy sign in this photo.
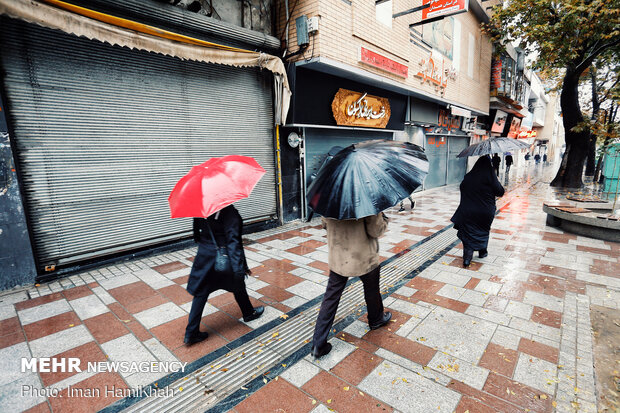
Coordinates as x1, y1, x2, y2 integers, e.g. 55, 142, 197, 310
331, 88, 391, 128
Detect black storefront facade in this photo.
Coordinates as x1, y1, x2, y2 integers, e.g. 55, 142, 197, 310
279, 61, 480, 222
279, 64, 407, 221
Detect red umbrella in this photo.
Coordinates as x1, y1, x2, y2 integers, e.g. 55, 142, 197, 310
168, 155, 266, 218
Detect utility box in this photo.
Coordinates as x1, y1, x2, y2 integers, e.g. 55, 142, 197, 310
295, 16, 309, 46
602, 143, 620, 193
307, 16, 319, 34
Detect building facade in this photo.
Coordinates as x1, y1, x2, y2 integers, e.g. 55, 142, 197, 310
276, 0, 494, 220
0, 0, 284, 288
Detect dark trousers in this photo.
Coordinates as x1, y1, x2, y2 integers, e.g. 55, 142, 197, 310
463, 246, 486, 261
185, 284, 254, 338
312, 267, 383, 349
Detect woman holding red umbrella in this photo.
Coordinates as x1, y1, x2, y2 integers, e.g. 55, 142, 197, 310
168, 155, 266, 345
184, 205, 263, 345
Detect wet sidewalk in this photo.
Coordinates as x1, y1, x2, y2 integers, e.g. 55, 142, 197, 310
1, 164, 618, 413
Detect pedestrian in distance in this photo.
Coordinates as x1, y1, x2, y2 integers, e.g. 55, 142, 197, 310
311, 212, 392, 358
491, 153, 501, 176
184, 204, 264, 345
534, 153, 541, 163
543, 153, 548, 163
505, 153, 513, 173
451, 156, 505, 268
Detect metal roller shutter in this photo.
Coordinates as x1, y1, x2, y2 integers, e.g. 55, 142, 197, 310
0, 18, 277, 269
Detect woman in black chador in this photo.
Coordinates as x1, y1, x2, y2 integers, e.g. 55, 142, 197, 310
184, 205, 263, 345
451, 156, 505, 268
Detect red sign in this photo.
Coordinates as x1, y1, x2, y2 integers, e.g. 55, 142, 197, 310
491, 58, 502, 90
438, 109, 461, 131
360, 47, 408, 78
423, 0, 469, 20
518, 130, 537, 139
427, 136, 446, 147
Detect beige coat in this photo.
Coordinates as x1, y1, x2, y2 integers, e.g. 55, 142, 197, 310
322, 213, 389, 277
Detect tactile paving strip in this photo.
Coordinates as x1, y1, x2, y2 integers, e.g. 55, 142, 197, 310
122, 227, 459, 413
123, 194, 517, 412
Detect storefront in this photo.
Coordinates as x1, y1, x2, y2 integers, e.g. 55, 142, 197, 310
281, 65, 407, 219
0, 16, 279, 273
407, 99, 470, 189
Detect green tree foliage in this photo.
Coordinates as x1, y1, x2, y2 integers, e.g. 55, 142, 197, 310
485, 0, 620, 188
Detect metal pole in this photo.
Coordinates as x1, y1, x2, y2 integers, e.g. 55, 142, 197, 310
611, 149, 619, 212
393, 3, 430, 19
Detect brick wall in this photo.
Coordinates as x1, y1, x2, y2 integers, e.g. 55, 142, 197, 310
277, 0, 491, 114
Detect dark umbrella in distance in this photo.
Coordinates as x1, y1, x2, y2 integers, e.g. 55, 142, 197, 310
307, 140, 429, 220
457, 137, 531, 158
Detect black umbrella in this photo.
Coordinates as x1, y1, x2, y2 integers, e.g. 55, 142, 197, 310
457, 137, 531, 158
307, 140, 429, 220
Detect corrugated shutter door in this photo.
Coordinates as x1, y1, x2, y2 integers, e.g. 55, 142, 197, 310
0, 19, 277, 268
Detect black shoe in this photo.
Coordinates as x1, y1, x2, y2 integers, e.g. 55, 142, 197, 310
398, 205, 405, 212
478, 249, 488, 259
369, 311, 392, 330
243, 306, 264, 322
463, 259, 471, 268
184, 331, 209, 345
311, 342, 332, 358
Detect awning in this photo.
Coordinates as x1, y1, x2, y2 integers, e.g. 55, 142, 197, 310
0, 0, 291, 124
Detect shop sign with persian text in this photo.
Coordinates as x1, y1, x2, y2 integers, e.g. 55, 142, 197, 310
414, 54, 457, 95
331, 88, 391, 128
422, 0, 469, 20
359, 47, 408, 78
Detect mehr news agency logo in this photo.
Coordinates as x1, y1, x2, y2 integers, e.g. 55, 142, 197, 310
21, 357, 188, 398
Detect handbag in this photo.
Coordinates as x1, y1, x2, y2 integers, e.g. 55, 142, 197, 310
206, 225, 233, 273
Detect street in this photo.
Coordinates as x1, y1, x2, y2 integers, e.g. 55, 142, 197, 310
1, 163, 618, 412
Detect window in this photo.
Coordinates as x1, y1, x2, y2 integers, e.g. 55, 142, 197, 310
376, 0, 392, 28
467, 32, 475, 78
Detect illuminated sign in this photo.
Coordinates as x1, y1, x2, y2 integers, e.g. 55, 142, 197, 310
331, 88, 391, 128
422, 0, 469, 20
360, 47, 408, 78
518, 130, 537, 138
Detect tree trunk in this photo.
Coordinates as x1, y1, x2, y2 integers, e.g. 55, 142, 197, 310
585, 68, 600, 177
551, 71, 589, 188
585, 133, 597, 176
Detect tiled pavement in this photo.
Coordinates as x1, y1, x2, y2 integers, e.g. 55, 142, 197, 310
0, 164, 618, 412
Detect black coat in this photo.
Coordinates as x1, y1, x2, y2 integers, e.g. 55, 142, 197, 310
491, 155, 501, 170
186, 205, 249, 297
505, 155, 513, 166
450, 156, 505, 250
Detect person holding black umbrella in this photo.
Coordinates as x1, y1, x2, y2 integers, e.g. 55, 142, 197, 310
305, 140, 429, 358
311, 213, 392, 358
451, 156, 505, 268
